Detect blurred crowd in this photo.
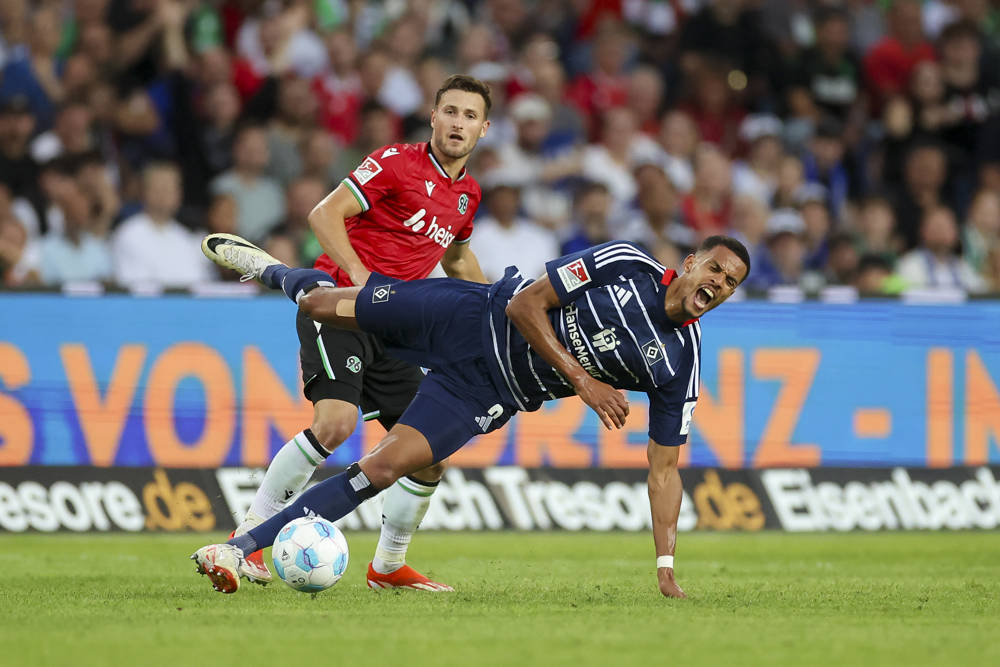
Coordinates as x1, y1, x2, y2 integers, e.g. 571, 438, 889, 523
1, 0, 1000, 295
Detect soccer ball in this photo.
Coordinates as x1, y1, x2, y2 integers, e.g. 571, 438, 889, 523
271, 516, 350, 592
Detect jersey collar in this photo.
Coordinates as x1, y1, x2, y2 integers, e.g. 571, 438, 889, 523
426, 143, 467, 182
660, 269, 699, 327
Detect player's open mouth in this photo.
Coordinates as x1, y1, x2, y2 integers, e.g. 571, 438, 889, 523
693, 286, 714, 310
448, 133, 463, 141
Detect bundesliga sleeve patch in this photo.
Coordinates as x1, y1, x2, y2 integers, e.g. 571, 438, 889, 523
556, 258, 591, 292
352, 157, 383, 185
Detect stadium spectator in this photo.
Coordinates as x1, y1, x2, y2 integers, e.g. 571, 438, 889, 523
863, 0, 936, 111
680, 144, 733, 240
855, 253, 896, 295
656, 110, 699, 193
854, 195, 903, 263
0, 96, 42, 223
567, 21, 630, 137
746, 210, 810, 289
210, 123, 285, 243
824, 232, 861, 286
469, 179, 558, 282
313, 28, 363, 145
798, 185, 833, 271
30, 99, 94, 163
580, 107, 657, 219
892, 141, 951, 249
619, 162, 689, 263
0, 193, 39, 287
786, 6, 865, 130
680, 57, 747, 156
896, 206, 987, 292
731, 114, 785, 204
963, 188, 1000, 276
112, 162, 210, 288
276, 176, 327, 267
265, 76, 319, 186
801, 117, 850, 220
627, 65, 666, 136
0, 6, 64, 131
530, 58, 586, 149
561, 181, 613, 254
38, 180, 112, 286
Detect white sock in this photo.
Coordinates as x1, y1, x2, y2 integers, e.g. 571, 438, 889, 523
372, 475, 436, 574
236, 430, 325, 536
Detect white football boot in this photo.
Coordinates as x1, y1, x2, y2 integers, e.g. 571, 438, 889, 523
201, 233, 281, 284
230, 511, 272, 585
190, 543, 247, 594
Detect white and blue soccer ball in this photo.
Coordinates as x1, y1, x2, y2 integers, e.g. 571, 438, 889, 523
271, 516, 350, 593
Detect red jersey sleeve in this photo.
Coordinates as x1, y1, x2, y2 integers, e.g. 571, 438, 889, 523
341, 144, 405, 212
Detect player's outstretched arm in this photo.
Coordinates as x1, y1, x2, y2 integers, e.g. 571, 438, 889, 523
647, 441, 686, 599
440, 242, 489, 283
506, 276, 629, 429
308, 184, 371, 286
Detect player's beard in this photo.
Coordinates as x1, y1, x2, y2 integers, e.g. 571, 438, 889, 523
433, 133, 475, 160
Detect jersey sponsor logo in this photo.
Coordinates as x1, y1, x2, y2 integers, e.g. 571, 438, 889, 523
352, 157, 383, 185
400, 208, 458, 248
381, 147, 399, 158
591, 328, 619, 352
564, 306, 601, 379
425, 180, 436, 197
557, 259, 591, 292
641, 340, 663, 365
612, 285, 633, 307
680, 400, 696, 435
346, 356, 362, 373
458, 193, 469, 214
372, 285, 391, 303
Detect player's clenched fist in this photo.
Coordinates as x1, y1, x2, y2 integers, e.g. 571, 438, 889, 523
576, 377, 629, 429
658, 568, 686, 599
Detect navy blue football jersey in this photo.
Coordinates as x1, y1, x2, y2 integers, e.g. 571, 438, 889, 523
483, 241, 701, 446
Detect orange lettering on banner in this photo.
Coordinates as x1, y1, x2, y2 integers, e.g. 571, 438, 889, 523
143, 469, 216, 531
242, 347, 313, 466
926, 348, 954, 467
752, 349, 821, 467
450, 426, 510, 466
599, 396, 648, 467
690, 348, 744, 467
515, 397, 590, 467
60, 343, 146, 466
0, 343, 33, 465
965, 350, 1000, 466
145, 343, 235, 466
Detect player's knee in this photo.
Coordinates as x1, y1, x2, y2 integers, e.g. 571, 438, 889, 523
310, 416, 356, 453
361, 458, 404, 491
409, 459, 448, 483
297, 290, 322, 319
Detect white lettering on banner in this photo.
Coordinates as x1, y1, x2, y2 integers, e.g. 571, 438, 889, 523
216, 468, 264, 525
761, 468, 1000, 531
0, 480, 143, 532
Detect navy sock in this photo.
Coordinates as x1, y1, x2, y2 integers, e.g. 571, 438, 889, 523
260, 266, 335, 303
227, 468, 373, 554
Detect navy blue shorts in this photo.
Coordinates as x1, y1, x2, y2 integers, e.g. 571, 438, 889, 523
355, 274, 516, 461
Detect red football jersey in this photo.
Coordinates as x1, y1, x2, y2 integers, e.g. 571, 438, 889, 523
313, 142, 482, 286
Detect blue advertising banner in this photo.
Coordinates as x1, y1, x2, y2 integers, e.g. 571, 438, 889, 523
1, 295, 998, 468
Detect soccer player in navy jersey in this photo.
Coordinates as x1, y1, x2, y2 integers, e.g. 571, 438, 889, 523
194, 234, 750, 598
216, 75, 492, 592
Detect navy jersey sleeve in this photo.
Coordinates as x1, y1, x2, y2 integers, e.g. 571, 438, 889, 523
544, 241, 665, 306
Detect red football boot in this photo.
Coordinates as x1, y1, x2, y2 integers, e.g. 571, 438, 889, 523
366, 562, 454, 591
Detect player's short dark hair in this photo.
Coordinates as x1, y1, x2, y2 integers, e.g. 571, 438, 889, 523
435, 75, 493, 118
697, 235, 751, 281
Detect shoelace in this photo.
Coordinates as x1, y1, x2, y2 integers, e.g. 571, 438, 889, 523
219, 244, 269, 282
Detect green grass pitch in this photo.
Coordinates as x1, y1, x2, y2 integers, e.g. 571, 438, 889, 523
1, 531, 997, 667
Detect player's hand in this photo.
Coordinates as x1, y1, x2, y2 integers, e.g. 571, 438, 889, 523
657, 568, 686, 599
575, 377, 629, 430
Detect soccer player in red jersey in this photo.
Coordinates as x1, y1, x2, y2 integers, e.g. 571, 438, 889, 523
230, 75, 492, 591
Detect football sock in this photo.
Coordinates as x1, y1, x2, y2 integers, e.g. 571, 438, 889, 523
235, 430, 329, 537
261, 265, 335, 303
372, 476, 438, 574
229, 462, 379, 556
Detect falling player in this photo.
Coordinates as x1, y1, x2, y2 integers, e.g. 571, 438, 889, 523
231, 75, 492, 591
195, 233, 750, 598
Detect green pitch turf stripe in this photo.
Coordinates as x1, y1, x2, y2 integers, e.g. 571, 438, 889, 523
293, 435, 318, 466
317, 334, 335, 380
396, 478, 435, 497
